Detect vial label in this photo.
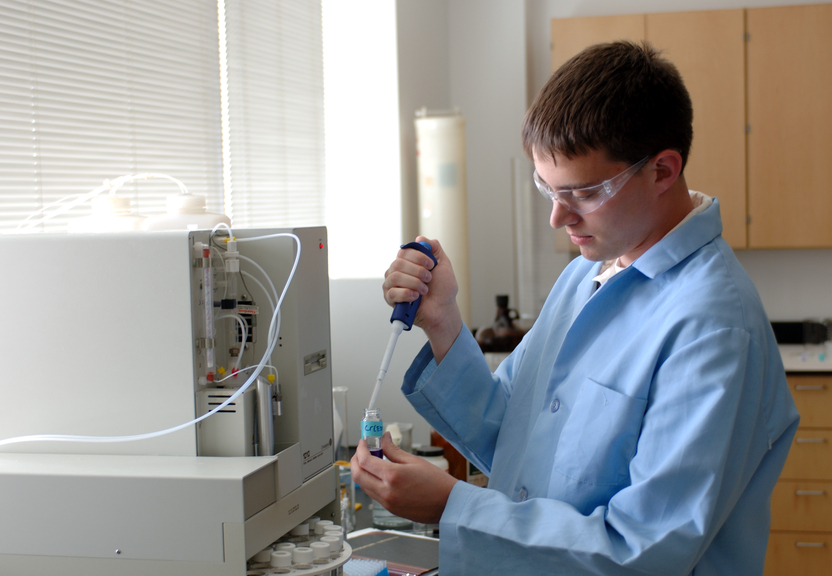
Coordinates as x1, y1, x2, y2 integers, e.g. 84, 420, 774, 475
360, 420, 384, 438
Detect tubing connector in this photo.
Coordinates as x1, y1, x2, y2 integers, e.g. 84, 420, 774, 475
225, 238, 240, 273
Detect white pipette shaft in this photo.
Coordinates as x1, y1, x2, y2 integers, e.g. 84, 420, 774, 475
367, 320, 406, 410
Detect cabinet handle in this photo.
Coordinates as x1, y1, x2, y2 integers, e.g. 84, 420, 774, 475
794, 385, 826, 391
795, 542, 826, 548
795, 438, 827, 443
795, 490, 826, 496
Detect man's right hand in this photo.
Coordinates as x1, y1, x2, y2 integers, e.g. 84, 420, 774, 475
382, 236, 463, 363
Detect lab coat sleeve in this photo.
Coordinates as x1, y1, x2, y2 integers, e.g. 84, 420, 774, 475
434, 327, 796, 576
402, 323, 526, 476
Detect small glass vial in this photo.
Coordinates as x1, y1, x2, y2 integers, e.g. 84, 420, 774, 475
361, 408, 384, 458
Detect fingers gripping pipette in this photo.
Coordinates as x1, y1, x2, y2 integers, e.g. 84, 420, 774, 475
367, 241, 437, 411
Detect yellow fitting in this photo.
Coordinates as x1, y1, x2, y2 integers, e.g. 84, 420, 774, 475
267, 374, 276, 383
217, 366, 226, 376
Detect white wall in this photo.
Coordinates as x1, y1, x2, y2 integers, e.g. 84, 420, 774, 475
397, 0, 452, 244
447, 1, 528, 329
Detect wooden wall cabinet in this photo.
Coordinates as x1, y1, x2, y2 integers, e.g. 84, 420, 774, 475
746, 4, 832, 248
550, 3, 832, 251
765, 374, 832, 576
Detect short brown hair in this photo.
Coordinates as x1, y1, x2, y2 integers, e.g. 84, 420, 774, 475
522, 41, 693, 169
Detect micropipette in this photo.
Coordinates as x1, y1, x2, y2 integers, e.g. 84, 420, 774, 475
367, 241, 437, 411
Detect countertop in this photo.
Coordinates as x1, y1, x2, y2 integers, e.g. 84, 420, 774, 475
779, 344, 832, 372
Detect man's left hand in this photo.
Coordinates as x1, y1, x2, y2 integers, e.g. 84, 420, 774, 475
351, 432, 458, 524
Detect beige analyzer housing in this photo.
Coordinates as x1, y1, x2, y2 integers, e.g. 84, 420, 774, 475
0, 227, 338, 575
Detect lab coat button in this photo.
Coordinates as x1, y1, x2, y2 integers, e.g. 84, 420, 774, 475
550, 398, 560, 413
519, 487, 528, 501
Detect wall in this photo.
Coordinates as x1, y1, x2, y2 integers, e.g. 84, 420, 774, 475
397, 0, 452, 245
447, 0, 528, 329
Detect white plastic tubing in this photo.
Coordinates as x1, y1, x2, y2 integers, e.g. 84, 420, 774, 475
0, 230, 300, 448
15, 173, 189, 232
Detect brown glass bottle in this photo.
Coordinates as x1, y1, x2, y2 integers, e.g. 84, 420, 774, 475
475, 294, 526, 352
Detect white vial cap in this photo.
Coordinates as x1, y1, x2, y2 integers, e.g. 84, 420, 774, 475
292, 546, 313, 564
314, 520, 334, 534
290, 523, 310, 536
306, 515, 321, 526
321, 534, 342, 552
311, 541, 330, 560
253, 547, 273, 563
270, 550, 292, 568
275, 542, 296, 551
324, 528, 343, 538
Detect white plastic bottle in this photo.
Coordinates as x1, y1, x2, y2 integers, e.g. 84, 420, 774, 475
412, 446, 450, 536
67, 195, 147, 233
141, 193, 230, 231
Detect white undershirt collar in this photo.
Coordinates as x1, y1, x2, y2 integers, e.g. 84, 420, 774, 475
592, 191, 713, 288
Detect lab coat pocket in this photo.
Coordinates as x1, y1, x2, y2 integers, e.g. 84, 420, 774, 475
553, 378, 647, 487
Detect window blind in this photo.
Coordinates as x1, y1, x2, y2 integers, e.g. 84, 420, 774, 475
0, 0, 325, 233
222, 0, 325, 228
0, 0, 224, 232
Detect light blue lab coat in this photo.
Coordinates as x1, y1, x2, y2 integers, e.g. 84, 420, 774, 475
403, 199, 799, 575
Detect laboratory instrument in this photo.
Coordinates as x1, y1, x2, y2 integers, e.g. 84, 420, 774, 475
366, 241, 437, 413
0, 226, 343, 576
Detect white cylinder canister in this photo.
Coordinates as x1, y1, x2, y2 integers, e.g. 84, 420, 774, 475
415, 110, 471, 326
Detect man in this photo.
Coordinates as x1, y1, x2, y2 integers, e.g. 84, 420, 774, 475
351, 41, 799, 575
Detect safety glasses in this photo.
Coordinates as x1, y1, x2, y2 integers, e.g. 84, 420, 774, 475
533, 156, 650, 214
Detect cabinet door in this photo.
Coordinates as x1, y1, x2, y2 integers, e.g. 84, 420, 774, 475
780, 429, 832, 481
550, 14, 644, 73
765, 532, 832, 576
771, 480, 832, 532
747, 4, 832, 248
646, 10, 747, 249
787, 374, 832, 428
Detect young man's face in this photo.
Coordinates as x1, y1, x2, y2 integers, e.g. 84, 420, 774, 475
532, 148, 658, 265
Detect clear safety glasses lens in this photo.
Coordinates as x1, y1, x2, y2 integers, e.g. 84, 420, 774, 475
533, 156, 650, 215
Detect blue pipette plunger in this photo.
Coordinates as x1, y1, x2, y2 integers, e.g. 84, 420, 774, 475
366, 241, 437, 412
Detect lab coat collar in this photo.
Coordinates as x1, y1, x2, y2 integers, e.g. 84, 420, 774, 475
630, 196, 723, 280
